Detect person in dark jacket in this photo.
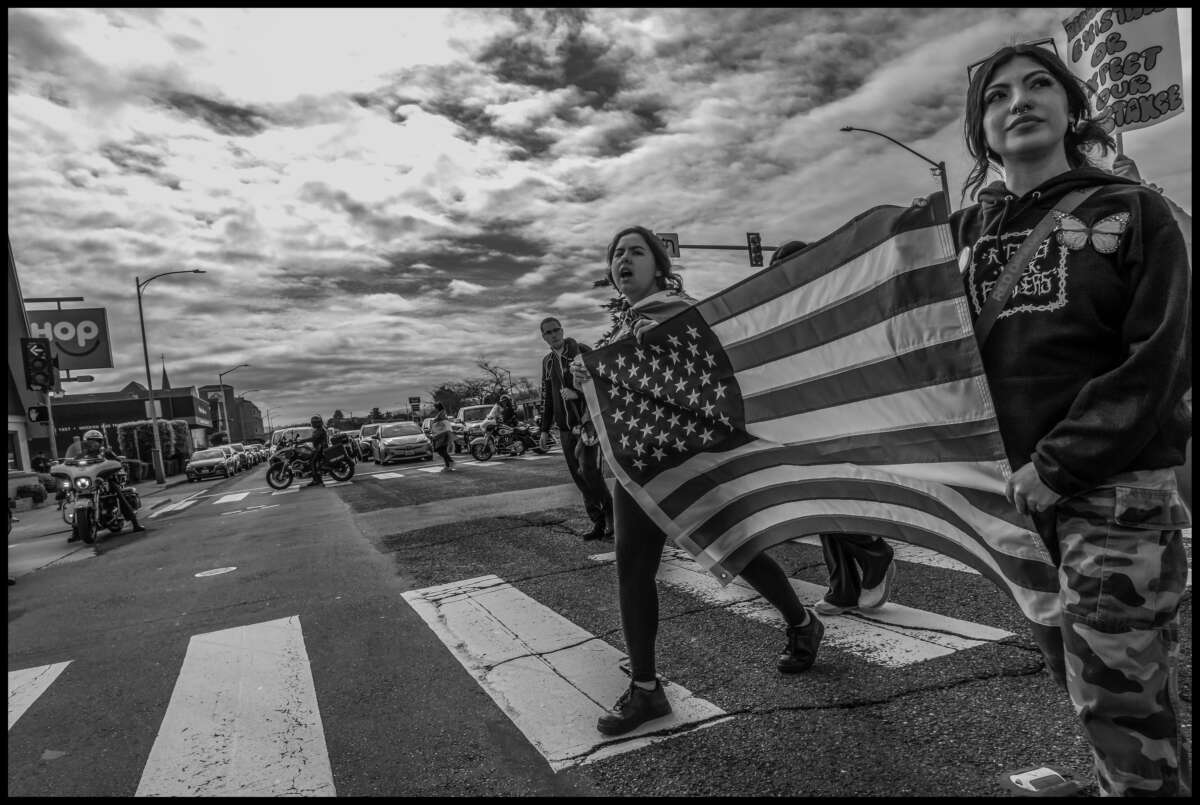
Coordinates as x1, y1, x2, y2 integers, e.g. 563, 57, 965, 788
952, 42, 1190, 797
305, 415, 328, 487
538, 317, 613, 541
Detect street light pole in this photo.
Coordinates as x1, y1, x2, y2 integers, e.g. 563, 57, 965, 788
840, 126, 952, 215
217, 363, 249, 442
137, 269, 206, 483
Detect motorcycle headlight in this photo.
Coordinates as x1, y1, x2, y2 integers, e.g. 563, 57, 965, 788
74, 477, 92, 491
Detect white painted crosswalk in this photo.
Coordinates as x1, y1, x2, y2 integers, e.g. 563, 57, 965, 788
403, 576, 730, 770
136, 616, 335, 796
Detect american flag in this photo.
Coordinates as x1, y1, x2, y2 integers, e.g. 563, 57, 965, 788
580, 193, 1061, 630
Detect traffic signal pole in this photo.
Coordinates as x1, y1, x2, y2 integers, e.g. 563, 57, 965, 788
43, 388, 59, 461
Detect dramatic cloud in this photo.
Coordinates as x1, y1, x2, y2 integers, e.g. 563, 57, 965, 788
8, 7, 1191, 425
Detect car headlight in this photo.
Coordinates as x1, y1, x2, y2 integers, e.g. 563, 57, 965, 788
74, 477, 92, 491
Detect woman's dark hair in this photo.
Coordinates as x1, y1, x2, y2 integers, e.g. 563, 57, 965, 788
962, 43, 1115, 201
604, 225, 684, 293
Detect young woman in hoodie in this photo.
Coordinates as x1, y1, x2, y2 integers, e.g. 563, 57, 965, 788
952, 43, 1191, 797
570, 225, 824, 737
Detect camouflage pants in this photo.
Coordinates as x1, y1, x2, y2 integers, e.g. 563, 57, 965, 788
1031, 468, 1191, 797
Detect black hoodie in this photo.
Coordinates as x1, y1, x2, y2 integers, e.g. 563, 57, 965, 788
949, 166, 1191, 497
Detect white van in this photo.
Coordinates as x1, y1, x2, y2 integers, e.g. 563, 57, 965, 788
269, 426, 314, 456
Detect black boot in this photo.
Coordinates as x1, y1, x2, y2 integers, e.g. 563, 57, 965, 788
131, 519, 146, 533
596, 680, 672, 735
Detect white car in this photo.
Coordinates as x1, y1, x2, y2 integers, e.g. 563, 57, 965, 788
372, 422, 434, 465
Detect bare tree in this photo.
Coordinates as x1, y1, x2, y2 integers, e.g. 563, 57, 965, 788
476, 358, 514, 401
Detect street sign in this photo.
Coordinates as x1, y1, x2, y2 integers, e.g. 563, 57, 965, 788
25, 307, 114, 371
27, 405, 49, 423
655, 232, 680, 259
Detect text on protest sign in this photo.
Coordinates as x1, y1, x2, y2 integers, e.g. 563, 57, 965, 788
1061, 7, 1184, 134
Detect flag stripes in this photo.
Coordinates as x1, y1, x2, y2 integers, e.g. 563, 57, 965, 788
742, 336, 983, 422
730, 293, 969, 395
581, 192, 1061, 630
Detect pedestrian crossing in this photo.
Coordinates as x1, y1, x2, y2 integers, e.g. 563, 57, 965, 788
9, 525, 1193, 794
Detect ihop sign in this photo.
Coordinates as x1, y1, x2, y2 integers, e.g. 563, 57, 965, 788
26, 307, 114, 371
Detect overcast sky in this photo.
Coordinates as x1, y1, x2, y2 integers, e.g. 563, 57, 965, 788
9, 7, 1192, 428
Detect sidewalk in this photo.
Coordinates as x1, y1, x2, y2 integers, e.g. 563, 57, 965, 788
8, 472, 192, 545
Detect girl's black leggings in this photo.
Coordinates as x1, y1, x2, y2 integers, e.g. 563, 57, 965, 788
612, 483, 809, 683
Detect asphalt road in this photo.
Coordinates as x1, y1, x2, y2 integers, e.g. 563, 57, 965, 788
7, 451, 1192, 797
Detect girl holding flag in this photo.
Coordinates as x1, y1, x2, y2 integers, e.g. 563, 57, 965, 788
951, 42, 1190, 797
571, 225, 825, 737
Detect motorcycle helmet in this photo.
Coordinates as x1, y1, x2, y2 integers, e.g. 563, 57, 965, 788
310, 415, 323, 427
83, 429, 103, 442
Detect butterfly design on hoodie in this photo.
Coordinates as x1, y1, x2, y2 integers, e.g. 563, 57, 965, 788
1054, 211, 1130, 254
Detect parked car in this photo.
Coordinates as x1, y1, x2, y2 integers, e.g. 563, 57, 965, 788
186, 448, 234, 482
228, 442, 253, 471
216, 445, 241, 475
372, 421, 434, 465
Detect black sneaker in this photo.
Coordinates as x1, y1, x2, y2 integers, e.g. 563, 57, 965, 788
777, 613, 824, 674
583, 522, 607, 541
132, 523, 146, 533
596, 680, 672, 736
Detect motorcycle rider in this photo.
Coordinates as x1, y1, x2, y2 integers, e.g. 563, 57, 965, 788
492, 395, 519, 430
305, 415, 328, 487
67, 429, 145, 540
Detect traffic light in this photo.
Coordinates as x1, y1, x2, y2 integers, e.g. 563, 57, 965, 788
21, 337, 55, 392
746, 232, 763, 267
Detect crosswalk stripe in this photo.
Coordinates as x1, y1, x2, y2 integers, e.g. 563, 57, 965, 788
402, 575, 730, 771
791, 535, 979, 575
373, 472, 405, 479
8, 662, 71, 730
213, 492, 250, 505
136, 616, 335, 797
589, 548, 1011, 668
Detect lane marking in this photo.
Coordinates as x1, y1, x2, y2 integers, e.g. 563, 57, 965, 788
271, 489, 301, 496
150, 499, 200, 519
8, 662, 72, 730
136, 616, 335, 797
589, 548, 1011, 668
403, 575, 729, 771
373, 472, 405, 479
213, 492, 251, 505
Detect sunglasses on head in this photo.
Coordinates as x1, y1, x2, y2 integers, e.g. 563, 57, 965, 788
967, 37, 1059, 85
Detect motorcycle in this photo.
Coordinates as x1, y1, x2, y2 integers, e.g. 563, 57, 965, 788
266, 432, 356, 490
50, 454, 141, 545
470, 421, 540, 462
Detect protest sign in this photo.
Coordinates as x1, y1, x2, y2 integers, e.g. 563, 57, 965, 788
1061, 7, 1184, 134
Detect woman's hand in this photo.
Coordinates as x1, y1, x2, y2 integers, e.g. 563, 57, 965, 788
1005, 462, 1062, 516
569, 355, 591, 386
560, 387, 579, 401
631, 318, 658, 343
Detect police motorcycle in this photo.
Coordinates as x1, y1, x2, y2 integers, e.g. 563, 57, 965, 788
51, 434, 141, 545
266, 431, 356, 490
469, 420, 540, 462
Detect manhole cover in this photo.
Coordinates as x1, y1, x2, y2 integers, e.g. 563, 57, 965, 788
194, 567, 237, 577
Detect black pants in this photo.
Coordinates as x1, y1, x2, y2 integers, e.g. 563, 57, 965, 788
818, 534, 894, 606
613, 483, 809, 683
116, 488, 140, 525
558, 428, 612, 530
433, 435, 453, 467
310, 451, 323, 482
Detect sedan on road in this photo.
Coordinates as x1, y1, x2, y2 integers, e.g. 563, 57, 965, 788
372, 421, 434, 465
185, 448, 234, 482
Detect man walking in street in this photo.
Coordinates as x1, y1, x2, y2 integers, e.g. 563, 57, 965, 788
538, 317, 613, 541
